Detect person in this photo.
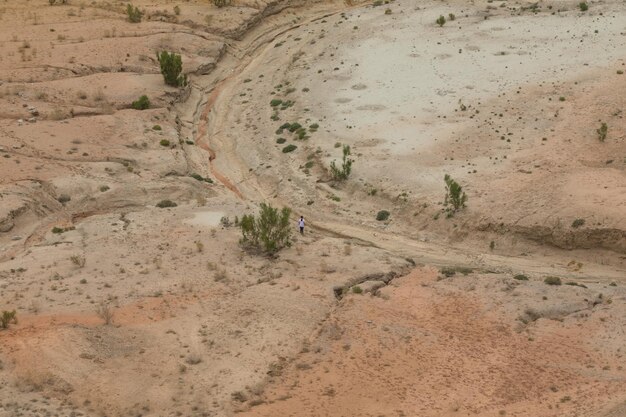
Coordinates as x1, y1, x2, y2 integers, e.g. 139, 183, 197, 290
298, 216, 305, 235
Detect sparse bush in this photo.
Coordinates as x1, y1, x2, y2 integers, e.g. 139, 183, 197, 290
436, 15, 446, 26
173, 5, 181, 15
185, 354, 202, 365
376, 210, 390, 221
597, 122, 607, 142
57, 194, 71, 204
384, 8, 392, 14
240, 203, 292, 254
352, 286, 363, 294
282, 144, 297, 153
513, 274, 528, 281
157, 51, 187, 87
70, 254, 86, 268
444, 174, 467, 214
212, 0, 230, 7
131, 95, 150, 110
276, 137, 286, 144
52, 227, 64, 234
95, 302, 114, 325
126, 4, 142, 23
190, 173, 213, 183
578, 2, 588, 11
571, 218, 585, 228
270, 99, 282, 107
448, 13, 456, 21
156, 199, 177, 208
0, 310, 17, 329
160, 139, 170, 147
330, 145, 353, 181
153, 125, 162, 131
544, 276, 562, 286
99, 185, 110, 192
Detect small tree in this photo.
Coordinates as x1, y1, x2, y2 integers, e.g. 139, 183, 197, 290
95, 302, 114, 325
0, 310, 17, 329
597, 122, 607, 142
436, 15, 446, 27
126, 4, 143, 23
240, 203, 292, 254
444, 174, 467, 215
157, 51, 187, 87
330, 145, 353, 181
578, 2, 588, 11
131, 95, 150, 110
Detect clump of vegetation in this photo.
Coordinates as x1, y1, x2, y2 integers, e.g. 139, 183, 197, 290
0, 310, 17, 329
597, 122, 607, 142
52, 226, 74, 234
95, 302, 114, 325
544, 276, 562, 286
57, 194, 71, 204
352, 285, 363, 294
436, 15, 446, 26
153, 125, 162, 131
513, 274, 529, 281
384, 8, 392, 14
270, 99, 283, 107
173, 5, 181, 15
571, 218, 585, 228
70, 254, 86, 268
276, 138, 286, 144
156, 199, 177, 208
190, 173, 213, 183
578, 2, 588, 11
440, 266, 473, 278
376, 210, 390, 221
240, 203, 292, 254
157, 51, 187, 87
131, 95, 150, 110
212, 0, 230, 7
282, 144, 297, 153
443, 174, 467, 215
330, 145, 353, 181
126, 4, 143, 23
448, 13, 456, 21
160, 139, 170, 147
99, 185, 110, 192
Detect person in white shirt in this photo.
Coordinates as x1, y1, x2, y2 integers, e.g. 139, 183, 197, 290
298, 216, 305, 235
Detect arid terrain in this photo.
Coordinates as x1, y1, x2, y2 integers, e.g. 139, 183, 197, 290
1, 0, 625, 416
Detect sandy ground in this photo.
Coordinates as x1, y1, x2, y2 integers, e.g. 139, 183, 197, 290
1, 0, 626, 416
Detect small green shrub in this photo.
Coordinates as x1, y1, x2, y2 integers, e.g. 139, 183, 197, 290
190, 173, 213, 183
282, 144, 297, 153
157, 51, 187, 87
126, 4, 142, 23
559, 96, 566, 102
276, 137, 286, 144
156, 200, 177, 208
544, 276, 562, 286
160, 139, 170, 147
240, 203, 292, 254
99, 185, 110, 192
436, 15, 446, 26
131, 95, 150, 110
153, 125, 162, 131
376, 210, 390, 221
57, 194, 71, 204
372, 0, 383, 6
330, 145, 353, 181
288, 122, 302, 133
384, 8, 392, 14
618, 70, 624, 75
513, 274, 529, 281
270, 99, 283, 107
0, 310, 17, 329
444, 174, 467, 214
52, 227, 64, 234
597, 122, 607, 142
352, 286, 363, 294
571, 218, 585, 228
578, 2, 588, 11
448, 13, 456, 21
173, 5, 180, 15
212, 0, 230, 7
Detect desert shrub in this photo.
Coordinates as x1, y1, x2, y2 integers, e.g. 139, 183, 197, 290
372, 0, 383, 6
513, 274, 529, 281
0, 310, 17, 329
444, 174, 467, 214
376, 210, 390, 221
173, 5, 181, 15
578, 2, 588, 11
282, 144, 297, 153
597, 122, 607, 142
99, 185, 110, 192
126, 4, 142, 23
190, 173, 213, 183
436, 15, 446, 26
212, 0, 230, 7
565, 281, 587, 288
544, 276, 562, 286
70, 254, 86, 268
448, 13, 456, 20
131, 95, 150, 110
57, 194, 71, 204
153, 125, 162, 131
157, 51, 187, 87
276, 137, 286, 144
95, 302, 114, 325
384, 8, 392, 14
571, 218, 585, 228
330, 145, 353, 181
352, 286, 363, 294
52, 227, 64, 234
156, 199, 177, 208
240, 203, 292, 254
270, 99, 282, 107
160, 139, 170, 147
288, 122, 302, 133
48, 0, 68, 4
